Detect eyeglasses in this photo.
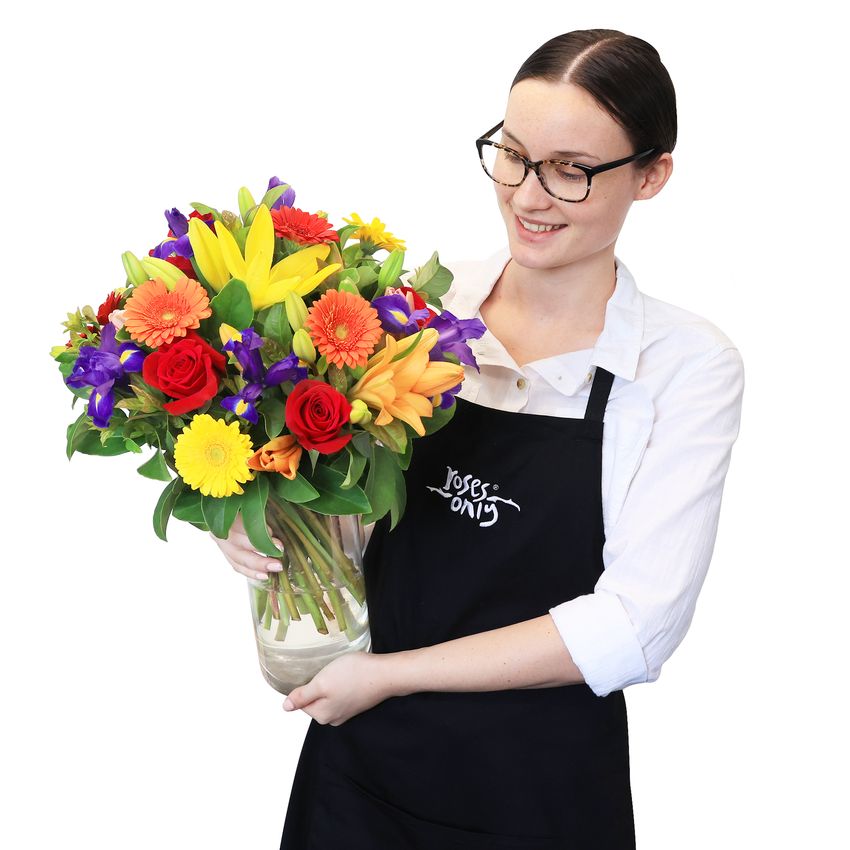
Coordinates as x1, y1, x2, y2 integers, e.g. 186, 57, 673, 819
475, 120, 658, 203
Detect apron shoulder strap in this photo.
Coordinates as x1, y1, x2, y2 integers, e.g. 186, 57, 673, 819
584, 366, 615, 421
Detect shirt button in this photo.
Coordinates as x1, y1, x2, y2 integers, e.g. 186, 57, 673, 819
585, 371, 593, 383
516, 377, 528, 390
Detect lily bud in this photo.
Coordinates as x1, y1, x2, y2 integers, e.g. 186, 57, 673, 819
293, 328, 316, 363
121, 251, 150, 287
349, 399, 372, 425
238, 186, 256, 224
285, 292, 308, 332
377, 248, 405, 289
219, 323, 243, 347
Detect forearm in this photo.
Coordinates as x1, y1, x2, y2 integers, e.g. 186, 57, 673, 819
378, 613, 585, 697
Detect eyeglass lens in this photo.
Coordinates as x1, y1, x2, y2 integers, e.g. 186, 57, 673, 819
480, 144, 588, 201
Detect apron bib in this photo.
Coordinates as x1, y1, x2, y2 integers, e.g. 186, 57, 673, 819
281, 367, 636, 849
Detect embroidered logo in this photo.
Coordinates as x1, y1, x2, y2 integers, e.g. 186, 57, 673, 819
426, 465, 520, 527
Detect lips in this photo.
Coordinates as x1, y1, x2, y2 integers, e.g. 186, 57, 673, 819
514, 214, 568, 240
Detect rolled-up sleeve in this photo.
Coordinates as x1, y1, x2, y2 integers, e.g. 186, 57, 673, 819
548, 345, 745, 697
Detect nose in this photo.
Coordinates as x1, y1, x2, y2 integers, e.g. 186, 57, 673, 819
511, 164, 554, 207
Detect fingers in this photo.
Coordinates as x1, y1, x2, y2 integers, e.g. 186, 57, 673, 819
210, 524, 286, 580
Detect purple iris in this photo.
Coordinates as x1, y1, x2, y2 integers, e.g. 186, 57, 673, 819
427, 310, 487, 371
65, 323, 145, 428
220, 328, 307, 424
371, 293, 431, 337
267, 177, 296, 210
150, 208, 217, 260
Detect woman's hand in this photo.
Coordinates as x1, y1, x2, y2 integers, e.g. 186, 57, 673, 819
209, 514, 284, 581
282, 651, 395, 726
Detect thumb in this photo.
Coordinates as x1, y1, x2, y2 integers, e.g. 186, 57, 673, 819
283, 682, 317, 711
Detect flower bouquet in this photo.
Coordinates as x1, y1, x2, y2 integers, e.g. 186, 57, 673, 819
50, 176, 486, 693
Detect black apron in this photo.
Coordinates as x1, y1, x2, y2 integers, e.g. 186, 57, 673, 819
280, 366, 636, 849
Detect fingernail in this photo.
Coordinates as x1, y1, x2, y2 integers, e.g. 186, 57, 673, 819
256, 572, 269, 581
267, 563, 282, 572
283, 697, 294, 711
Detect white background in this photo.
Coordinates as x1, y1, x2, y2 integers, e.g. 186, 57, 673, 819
4, 1, 846, 847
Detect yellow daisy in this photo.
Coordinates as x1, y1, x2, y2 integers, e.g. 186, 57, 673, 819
174, 414, 255, 498
342, 212, 406, 252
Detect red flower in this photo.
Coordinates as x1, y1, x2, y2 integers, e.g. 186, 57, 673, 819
395, 285, 438, 329
141, 330, 226, 415
285, 379, 352, 454
270, 206, 340, 245
165, 254, 198, 279
96, 291, 123, 325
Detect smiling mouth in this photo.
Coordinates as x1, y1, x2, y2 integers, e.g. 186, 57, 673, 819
515, 215, 568, 234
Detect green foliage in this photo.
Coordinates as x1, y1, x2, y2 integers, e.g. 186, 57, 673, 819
258, 302, 292, 348
240, 475, 284, 557
137, 451, 172, 481
204, 279, 254, 339
361, 443, 404, 527
298, 464, 371, 515
202, 493, 242, 540
270, 472, 320, 504
407, 251, 453, 303
153, 477, 184, 542
260, 396, 286, 439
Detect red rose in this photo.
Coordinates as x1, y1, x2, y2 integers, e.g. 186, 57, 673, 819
142, 330, 226, 415
285, 379, 352, 454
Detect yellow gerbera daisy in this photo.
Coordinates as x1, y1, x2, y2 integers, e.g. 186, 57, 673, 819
174, 414, 255, 497
342, 212, 406, 252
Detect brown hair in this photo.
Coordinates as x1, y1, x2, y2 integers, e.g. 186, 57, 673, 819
512, 29, 677, 170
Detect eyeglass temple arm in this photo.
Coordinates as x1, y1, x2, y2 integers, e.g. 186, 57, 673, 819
479, 120, 504, 140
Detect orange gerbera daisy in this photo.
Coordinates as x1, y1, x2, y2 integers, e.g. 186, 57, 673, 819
270, 206, 340, 245
123, 276, 212, 349
303, 289, 383, 370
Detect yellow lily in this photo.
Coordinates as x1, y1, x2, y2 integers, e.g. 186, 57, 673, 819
348, 328, 464, 436
187, 204, 342, 310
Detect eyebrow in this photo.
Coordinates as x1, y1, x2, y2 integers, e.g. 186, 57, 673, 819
501, 127, 600, 162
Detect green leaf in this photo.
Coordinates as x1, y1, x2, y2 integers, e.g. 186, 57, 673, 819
205, 279, 254, 339
260, 396, 286, 439
422, 400, 457, 436
300, 463, 371, 515
342, 444, 368, 489
153, 477, 184, 542
336, 223, 360, 249
308, 448, 320, 471
190, 202, 222, 222
361, 418, 407, 454
397, 436, 414, 471
66, 415, 130, 458
261, 302, 292, 348
123, 437, 143, 453
270, 472, 320, 504
389, 468, 407, 529
173, 489, 205, 524
351, 430, 372, 457
202, 493, 242, 540
137, 451, 172, 481
240, 476, 284, 557
361, 444, 402, 525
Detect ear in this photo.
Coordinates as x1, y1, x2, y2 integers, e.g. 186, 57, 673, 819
634, 152, 673, 201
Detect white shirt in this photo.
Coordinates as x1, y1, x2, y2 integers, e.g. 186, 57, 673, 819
436, 245, 745, 698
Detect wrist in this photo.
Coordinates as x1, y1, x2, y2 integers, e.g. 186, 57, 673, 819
374, 648, 419, 699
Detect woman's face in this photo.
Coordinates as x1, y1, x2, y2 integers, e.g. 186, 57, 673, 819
493, 79, 654, 271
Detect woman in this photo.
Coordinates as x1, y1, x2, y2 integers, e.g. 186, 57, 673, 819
215, 29, 745, 849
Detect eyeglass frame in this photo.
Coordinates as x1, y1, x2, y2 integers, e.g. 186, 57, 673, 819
475, 120, 658, 203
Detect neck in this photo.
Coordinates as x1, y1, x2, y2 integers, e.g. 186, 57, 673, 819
494, 247, 617, 329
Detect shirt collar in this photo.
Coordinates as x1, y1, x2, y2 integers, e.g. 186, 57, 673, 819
450, 244, 645, 397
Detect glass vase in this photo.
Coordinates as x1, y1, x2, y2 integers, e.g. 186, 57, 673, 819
246, 496, 371, 694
